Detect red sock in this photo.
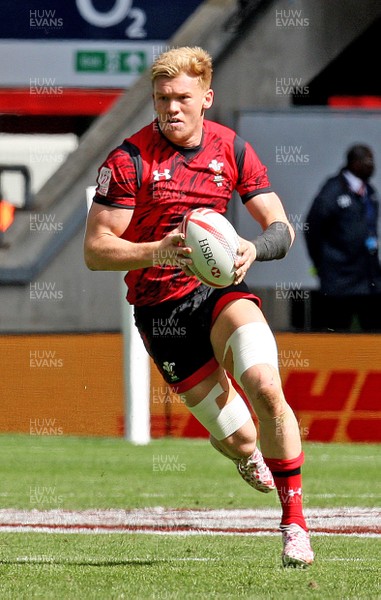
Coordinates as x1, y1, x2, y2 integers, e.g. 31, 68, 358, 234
264, 452, 307, 531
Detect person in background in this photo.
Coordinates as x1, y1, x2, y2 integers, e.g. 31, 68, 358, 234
305, 144, 381, 332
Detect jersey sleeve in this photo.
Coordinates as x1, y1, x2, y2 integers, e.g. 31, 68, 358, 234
234, 137, 272, 203
93, 145, 139, 209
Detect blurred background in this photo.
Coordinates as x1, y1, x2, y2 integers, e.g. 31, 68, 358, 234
1, 0, 380, 443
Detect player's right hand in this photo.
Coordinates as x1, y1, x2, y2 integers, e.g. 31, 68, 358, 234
155, 231, 193, 271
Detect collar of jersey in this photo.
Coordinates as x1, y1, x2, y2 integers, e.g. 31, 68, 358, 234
156, 120, 204, 158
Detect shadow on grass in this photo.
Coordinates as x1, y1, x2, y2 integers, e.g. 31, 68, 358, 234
0, 557, 222, 567
0, 558, 162, 566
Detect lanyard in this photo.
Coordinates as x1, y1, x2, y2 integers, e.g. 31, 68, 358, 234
362, 186, 377, 235
361, 185, 378, 253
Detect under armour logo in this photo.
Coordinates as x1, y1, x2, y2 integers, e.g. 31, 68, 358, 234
153, 169, 171, 181
287, 488, 302, 498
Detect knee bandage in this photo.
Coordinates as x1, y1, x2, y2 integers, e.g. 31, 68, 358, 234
187, 383, 251, 440
223, 322, 279, 386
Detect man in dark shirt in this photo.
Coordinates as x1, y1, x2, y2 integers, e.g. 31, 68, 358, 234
305, 144, 381, 331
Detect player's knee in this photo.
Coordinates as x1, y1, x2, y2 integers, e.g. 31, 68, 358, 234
242, 364, 285, 418
223, 322, 279, 388
257, 385, 285, 418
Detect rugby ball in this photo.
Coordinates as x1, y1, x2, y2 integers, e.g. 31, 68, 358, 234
181, 208, 239, 288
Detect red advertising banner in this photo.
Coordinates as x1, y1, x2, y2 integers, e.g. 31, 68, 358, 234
151, 333, 381, 443
1, 333, 380, 442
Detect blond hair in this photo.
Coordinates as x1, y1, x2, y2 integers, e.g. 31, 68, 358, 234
151, 46, 213, 90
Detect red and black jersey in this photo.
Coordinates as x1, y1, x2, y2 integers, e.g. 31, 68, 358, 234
93, 119, 272, 306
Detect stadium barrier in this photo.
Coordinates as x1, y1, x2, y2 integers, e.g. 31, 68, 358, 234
1, 332, 380, 442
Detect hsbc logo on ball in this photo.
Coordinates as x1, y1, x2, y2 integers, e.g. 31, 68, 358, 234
198, 238, 223, 279
198, 238, 217, 267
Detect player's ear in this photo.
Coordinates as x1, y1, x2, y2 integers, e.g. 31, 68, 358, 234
202, 89, 214, 110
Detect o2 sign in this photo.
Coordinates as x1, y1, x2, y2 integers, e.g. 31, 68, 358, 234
76, 0, 146, 38
0, 0, 204, 41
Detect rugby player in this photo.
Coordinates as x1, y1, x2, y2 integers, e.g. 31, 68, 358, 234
84, 46, 314, 567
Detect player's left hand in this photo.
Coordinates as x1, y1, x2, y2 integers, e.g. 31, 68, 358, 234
234, 237, 256, 284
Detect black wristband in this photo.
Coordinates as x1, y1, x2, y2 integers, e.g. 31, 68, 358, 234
253, 221, 292, 261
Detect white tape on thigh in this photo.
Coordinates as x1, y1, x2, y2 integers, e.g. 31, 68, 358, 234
187, 383, 251, 441
223, 322, 279, 385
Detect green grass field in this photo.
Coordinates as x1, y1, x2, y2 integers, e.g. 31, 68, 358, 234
0, 434, 380, 599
